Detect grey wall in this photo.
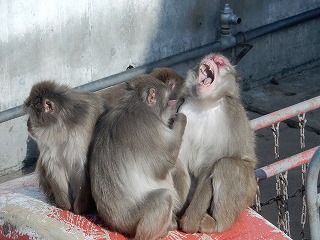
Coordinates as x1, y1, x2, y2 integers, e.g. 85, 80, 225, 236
0, 0, 319, 176
231, 0, 320, 89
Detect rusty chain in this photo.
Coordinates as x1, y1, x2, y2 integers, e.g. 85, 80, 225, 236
298, 113, 308, 239
254, 184, 262, 213
271, 123, 291, 236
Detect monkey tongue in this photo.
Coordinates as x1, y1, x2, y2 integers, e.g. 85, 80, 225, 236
201, 77, 213, 86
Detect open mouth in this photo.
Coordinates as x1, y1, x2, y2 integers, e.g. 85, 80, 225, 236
198, 63, 214, 87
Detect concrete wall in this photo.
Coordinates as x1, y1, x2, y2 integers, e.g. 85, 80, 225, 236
231, 0, 320, 89
0, 0, 320, 177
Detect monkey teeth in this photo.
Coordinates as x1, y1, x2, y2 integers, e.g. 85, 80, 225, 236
199, 63, 214, 86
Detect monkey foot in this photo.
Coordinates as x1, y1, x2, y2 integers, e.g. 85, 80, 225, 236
179, 215, 200, 233
199, 213, 216, 234
168, 217, 178, 231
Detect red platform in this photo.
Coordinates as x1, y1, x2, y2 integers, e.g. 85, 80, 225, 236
0, 174, 291, 239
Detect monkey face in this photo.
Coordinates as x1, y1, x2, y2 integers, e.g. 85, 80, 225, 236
197, 55, 224, 94
195, 54, 237, 99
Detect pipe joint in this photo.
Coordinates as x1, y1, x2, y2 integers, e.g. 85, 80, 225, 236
218, 35, 236, 50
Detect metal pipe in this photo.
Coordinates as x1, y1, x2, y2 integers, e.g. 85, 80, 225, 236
250, 96, 320, 131
306, 147, 320, 240
1, 7, 320, 123
255, 147, 318, 181
0, 105, 25, 123
0, 41, 223, 123
235, 7, 320, 43
75, 41, 222, 92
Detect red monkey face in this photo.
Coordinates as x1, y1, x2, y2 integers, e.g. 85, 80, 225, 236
196, 54, 235, 99
196, 54, 230, 94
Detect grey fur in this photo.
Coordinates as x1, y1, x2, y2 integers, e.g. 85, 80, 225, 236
89, 75, 186, 240
24, 80, 108, 214
96, 67, 184, 107
175, 53, 257, 233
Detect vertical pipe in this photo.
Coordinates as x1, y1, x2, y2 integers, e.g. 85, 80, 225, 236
306, 147, 320, 240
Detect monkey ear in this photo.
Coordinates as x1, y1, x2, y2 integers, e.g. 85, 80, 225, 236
43, 99, 55, 113
168, 79, 176, 91
147, 88, 156, 105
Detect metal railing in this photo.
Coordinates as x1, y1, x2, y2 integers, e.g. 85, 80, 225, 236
250, 95, 320, 239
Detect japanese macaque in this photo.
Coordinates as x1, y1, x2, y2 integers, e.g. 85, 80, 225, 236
24, 81, 109, 214
175, 53, 257, 233
150, 67, 184, 101
89, 75, 187, 240
96, 67, 184, 107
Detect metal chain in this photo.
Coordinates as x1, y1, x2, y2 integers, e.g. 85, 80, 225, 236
271, 123, 291, 236
254, 183, 262, 213
271, 123, 280, 160
282, 171, 290, 236
298, 113, 308, 239
251, 183, 320, 209
298, 113, 307, 149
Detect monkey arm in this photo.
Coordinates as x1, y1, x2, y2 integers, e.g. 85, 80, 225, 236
179, 174, 215, 233
167, 113, 187, 164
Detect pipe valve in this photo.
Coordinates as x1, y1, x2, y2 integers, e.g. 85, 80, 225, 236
220, 3, 242, 36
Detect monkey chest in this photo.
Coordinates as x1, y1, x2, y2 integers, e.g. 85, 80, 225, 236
179, 104, 231, 172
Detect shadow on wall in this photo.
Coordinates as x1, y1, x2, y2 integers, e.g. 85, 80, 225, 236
23, 136, 39, 174
143, 0, 219, 75
20, 0, 221, 173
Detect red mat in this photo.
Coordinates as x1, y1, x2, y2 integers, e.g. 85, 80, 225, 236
0, 174, 291, 239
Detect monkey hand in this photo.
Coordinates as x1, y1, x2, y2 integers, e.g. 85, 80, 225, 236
171, 113, 187, 128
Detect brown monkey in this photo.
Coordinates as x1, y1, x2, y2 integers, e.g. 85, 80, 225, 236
95, 83, 126, 108
89, 75, 187, 240
24, 80, 109, 214
96, 67, 184, 107
175, 53, 257, 233
150, 67, 184, 101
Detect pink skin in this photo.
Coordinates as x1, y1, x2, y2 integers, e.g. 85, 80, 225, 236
169, 100, 176, 109
196, 55, 227, 94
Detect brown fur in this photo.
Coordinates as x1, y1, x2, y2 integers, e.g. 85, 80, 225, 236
175, 53, 257, 233
24, 80, 109, 214
89, 74, 186, 240
96, 67, 184, 107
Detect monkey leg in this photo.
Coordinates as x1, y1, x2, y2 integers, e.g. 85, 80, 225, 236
134, 189, 175, 240
179, 174, 215, 233
209, 157, 257, 232
172, 160, 191, 217
46, 165, 72, 211
36, 162, 54, 201
72, 168, 95, 214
